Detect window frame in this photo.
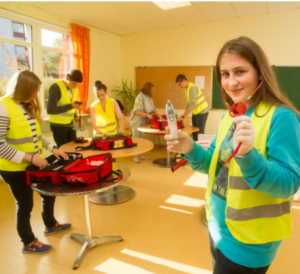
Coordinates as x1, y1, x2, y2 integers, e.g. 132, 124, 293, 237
0, 9, 74, 117
38, 23, 74, 116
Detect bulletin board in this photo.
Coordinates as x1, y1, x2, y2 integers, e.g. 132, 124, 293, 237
135, 66, 213, 109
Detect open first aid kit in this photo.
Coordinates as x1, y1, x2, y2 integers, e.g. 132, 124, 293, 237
26, 152, 122, 187
75, 134, 137, 151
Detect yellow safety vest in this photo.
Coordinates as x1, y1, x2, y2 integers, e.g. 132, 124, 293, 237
49, 80, 76, 124
205, 101, 293, 244
185, 83, 208, 115
0, 96, 43, 171
91, 98, 117, 135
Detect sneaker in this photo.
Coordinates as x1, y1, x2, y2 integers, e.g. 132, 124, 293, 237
133, 157, 140, 163
22, 238, 52, 254
44, 222, 71, 236
138, 155, 150, 160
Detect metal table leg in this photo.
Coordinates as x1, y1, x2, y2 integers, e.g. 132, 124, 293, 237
71, 194, 123, 270
153, 150, 177, 168
89, 185, 134, 205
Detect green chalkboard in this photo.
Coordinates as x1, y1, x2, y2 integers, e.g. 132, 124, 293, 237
212, 67, 226, 110
273, 67, 300, 111
212, 66, 300, 111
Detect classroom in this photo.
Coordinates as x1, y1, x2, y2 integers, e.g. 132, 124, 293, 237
0, 1, 300, 274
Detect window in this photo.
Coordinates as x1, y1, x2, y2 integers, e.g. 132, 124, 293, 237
0, 10, 74, 115
40, 27, 74, 110
0, 14, 34, 98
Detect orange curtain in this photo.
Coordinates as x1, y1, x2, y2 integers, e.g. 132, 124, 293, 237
70, 23, 90, 114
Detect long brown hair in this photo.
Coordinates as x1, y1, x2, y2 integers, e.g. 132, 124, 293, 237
141, 82, 154, 98
215, 36, 300, 116
6, 70, 44, 122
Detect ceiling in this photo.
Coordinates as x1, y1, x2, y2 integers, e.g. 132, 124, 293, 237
25, 1, 300, 36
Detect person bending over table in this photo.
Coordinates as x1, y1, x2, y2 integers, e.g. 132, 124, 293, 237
91, 80, 124, 137
176, 74, 209, 141
166, 37, 300, 274
0, 70, 70, 255
47, 69, 84, 148
130, 82, 161, 163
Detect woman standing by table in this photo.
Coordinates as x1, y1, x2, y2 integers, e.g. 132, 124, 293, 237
90, 80, 124, 136
0, 70, 70, 254
130, 82, 161, 163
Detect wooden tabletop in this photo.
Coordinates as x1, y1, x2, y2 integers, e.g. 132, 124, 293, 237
60, 137, 154, 158
138, 124, 199, 135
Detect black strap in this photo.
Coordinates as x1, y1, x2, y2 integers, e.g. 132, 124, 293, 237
33, 182, 86, 189
75, 141, 94, 151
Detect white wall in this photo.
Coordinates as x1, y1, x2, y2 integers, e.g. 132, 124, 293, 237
120, 9, 300, 136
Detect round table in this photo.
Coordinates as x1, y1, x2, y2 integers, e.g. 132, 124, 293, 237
31, 163, 129, 270
138, 125, 199, 168
60, 138, 154, 205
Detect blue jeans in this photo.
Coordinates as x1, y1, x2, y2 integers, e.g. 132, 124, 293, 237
192, 112, 209, 141
209, 234, 270, 274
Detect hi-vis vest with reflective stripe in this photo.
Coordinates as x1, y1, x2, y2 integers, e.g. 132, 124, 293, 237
91, 98, 117, 135
49, 80, 76, 124
0, 96, 43, 171
185, 83, 208, 115
205, 101, 293, 244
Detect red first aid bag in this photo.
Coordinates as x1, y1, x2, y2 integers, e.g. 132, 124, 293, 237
60, 153, 115, 184
152, 120, 183, 130
26, 153, 83, 185
26, 153, 121, 186
75, 134, 137, 151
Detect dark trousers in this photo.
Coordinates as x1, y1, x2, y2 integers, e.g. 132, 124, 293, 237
209, 234, 270, 274
192, 112, 209, 141
50, 125, 77, 148
1, 171, 57, 246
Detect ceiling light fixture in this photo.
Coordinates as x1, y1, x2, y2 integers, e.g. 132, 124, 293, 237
153, 1, 191, 10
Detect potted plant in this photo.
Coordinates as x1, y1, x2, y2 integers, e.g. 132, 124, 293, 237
112, 79, 138, 116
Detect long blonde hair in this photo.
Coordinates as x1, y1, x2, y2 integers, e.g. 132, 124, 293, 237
6, 70, 44, 122
215, 36, 300, 116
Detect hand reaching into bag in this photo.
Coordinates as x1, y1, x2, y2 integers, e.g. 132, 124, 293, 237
53, 148, 69, 160
164, 127, 194, 155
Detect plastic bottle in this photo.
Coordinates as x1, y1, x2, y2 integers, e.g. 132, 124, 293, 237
166, 100, 178, 139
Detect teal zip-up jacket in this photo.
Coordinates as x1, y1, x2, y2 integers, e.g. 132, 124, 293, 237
182, 106, 300, 267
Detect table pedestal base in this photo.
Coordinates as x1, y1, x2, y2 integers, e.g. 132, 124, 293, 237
71, 233, 123, 270
200, 207, 208, 226
153, 158, 177, 168
89, 185, 134, 205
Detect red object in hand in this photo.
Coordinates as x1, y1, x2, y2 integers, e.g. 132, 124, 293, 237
221, 80, 264, 166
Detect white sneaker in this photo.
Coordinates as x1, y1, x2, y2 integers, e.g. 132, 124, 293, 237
138, 155, 150, 160
133, 157, 140, 163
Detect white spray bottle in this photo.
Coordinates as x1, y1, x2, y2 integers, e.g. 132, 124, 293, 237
166, 100, 178, 139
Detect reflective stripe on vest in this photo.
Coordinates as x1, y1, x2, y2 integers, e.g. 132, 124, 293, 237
205, 101, 292, 244
0, 96, 43, 171
48, 80, 76, 124
91, 98, 117, 135
185, 83, 208, 115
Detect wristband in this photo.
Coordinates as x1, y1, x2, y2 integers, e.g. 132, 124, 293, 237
181, 115, 185, 119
